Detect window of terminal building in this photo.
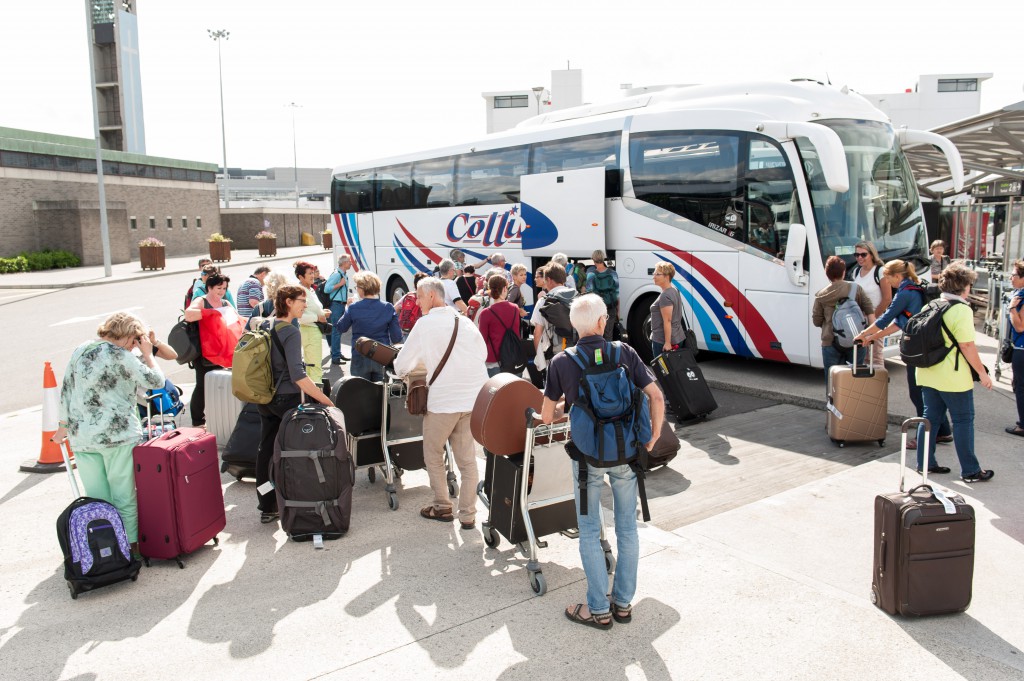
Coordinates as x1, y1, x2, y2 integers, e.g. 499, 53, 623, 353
937, 78, 978, 92
130, 216, 137, 230
196, 217, 202, 230
182, 216, 188, 229
149, 216, 156, 229
494, 95, 529, 109
166, 216, 173, 229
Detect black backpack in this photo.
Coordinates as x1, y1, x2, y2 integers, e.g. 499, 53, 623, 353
490, 306, 526, 374
539, 288, 578, 354
900, 299, 964, 368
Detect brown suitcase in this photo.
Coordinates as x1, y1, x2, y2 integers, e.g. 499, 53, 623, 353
871, 418, 975, 616
471, 374, 543, 456
355, 337, 399, 367
826, 343, 888, 447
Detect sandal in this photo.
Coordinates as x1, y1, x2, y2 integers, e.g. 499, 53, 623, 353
420, 505, 454, 522
564, 604, 612, 630
612, 603, 633, 624
1005, 426, 1024, 437
260, 511, 279, 524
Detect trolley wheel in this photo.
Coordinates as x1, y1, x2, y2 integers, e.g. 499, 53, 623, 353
447, 479, 459, 498
995, 368, 1002, 380
604, 550, 616, 574
387, 492, 399, 511
68, 581, 78, 600
235, 475, 244, 482
367, 467, 376, 483
529, 570, 547, 596
483, 526, 500, 548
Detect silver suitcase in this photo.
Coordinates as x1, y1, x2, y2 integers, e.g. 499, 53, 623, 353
205, 369, 244, 445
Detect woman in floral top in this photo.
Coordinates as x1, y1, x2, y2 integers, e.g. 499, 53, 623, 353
54, 312, 165, 548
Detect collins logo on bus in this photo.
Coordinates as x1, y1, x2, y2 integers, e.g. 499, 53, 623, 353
445, 204, 557, 250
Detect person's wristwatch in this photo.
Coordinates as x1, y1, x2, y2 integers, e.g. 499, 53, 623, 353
152, 339, 160, 350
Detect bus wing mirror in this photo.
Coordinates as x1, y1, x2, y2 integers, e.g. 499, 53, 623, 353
784, 223, 808, 287
897, 128, 964, 192
761, 121, 849, 193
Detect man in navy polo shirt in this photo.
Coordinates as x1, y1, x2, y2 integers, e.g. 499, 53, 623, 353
538, 294, 664, 630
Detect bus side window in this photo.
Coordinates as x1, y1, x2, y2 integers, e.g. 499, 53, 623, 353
745, 138, 801, 258
412, 157, 454, 208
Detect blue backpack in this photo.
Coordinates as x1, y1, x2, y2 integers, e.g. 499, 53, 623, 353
566, 341, 653, 520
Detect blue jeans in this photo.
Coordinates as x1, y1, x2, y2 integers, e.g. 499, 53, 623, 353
917, 387, 982, 477
1012, 349, 1024, 427
821, 344, 853, 387
572, 461, 639, 615
330, 301, 347, 361
907, 365, 951, 438
350, 351, 384, 383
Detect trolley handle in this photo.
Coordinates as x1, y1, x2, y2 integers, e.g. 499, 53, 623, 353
525, 407, 537, 429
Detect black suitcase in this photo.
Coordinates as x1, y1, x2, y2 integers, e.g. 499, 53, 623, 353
649, 347, 717, 420
488, 453, 577, 545
272, 405, 354, 542
644, 419, 680, 471
221, 402, 261, 481
333, 375, 425, 472
871, 418, 975, 616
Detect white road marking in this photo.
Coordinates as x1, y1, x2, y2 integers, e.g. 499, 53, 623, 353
49, 306, 145, 327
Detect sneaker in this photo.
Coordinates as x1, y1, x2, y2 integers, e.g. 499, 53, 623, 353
331, 358, 343, 365
915, 466, 951, 475
962, 470, 994, 483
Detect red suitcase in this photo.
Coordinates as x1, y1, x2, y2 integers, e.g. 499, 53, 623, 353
134, 427, 226, 567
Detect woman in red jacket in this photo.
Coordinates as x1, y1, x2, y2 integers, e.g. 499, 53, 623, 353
477, 274, 521, 377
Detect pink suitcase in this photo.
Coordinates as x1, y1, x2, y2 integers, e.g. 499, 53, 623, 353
134, 427, 226, 567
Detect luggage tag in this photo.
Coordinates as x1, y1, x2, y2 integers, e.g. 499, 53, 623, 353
826, 400, 843, 420
594, 348, 603, 365
257, 480, 275, 496
931, 489, 957, 515
312, 534, 324, 549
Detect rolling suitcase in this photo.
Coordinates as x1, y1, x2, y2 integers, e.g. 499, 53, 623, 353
827, 342, 887, 447
205, 369, 244, 444
871, 418, 975, 616
221, 402, 261, 481
273, 404, 354, 542
649, 347, 717, 420
55, 441, 141, 599
133, 428, 226, 567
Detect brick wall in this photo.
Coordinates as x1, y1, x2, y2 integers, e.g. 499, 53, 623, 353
1, 168, 220, 264
220, 209, 332, 249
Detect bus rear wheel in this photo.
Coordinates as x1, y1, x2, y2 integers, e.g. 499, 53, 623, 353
628, 294, 658, 364
387, 277, 409, 306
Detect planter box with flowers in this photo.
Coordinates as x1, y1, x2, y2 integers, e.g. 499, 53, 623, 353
322, 229, 333, 250
208, 233, 233, 262
256, 230, 278, 257
138, 237, 166, 271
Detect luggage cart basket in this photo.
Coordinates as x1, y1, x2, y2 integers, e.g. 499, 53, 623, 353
479, 408, 613, 596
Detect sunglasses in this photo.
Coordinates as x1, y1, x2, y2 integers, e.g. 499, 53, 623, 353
854, 252, 869, 259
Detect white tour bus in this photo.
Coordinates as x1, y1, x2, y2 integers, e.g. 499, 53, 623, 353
329, 80, 964, 367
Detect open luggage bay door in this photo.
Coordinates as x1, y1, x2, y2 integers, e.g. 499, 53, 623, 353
520, 167, 606, 258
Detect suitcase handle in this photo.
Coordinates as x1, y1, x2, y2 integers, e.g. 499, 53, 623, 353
899, 417, 931, 493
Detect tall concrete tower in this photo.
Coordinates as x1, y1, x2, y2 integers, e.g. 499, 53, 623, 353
89, 0, 146, 153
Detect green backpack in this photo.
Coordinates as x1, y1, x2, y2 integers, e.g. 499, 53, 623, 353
231, 322, 286, 404
590, 269, 618, 307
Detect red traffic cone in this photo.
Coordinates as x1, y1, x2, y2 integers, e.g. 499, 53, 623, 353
20, 362, 74, 474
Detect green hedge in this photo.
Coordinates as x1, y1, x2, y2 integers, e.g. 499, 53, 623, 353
0, 249, 80, 274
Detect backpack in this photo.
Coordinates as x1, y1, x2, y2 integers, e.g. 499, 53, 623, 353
539, 288, 578, 353
853, 264, 881, 286
900, 299, 964, 369
590, 269, 619, 307
831, 281, 867, 349
565, 342, 653, 520
313, 278, 333, 310
231, 322, 287, 404
57, 497, 141, 599
489, 306, 527, 374
572, 263, 587, 293
465, 292, 492, 323
398, 291, 422, 332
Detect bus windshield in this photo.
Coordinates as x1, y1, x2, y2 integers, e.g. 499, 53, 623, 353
797, 120, 927, 269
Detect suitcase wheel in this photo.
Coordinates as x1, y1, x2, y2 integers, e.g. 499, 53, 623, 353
212, 536, 219, 547
67, 581, 78, 600
877, 439, 885, 448
367, 467, 376, 483
131, 574, 139, 582
483, 525, 500, 549
528, 570, 547, 596
387, 491, 399, 511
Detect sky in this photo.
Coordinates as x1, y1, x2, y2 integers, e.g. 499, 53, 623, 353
2, 0, 1022, 171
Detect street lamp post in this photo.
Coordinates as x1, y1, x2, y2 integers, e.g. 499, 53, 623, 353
285, 102, 302, 208
532, 86, 545, 116
208, 29, 230, 209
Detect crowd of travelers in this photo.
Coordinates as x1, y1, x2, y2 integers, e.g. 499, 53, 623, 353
51, 241, 1021, 627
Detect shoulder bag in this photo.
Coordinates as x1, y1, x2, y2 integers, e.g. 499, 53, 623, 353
406, 318, 459, 416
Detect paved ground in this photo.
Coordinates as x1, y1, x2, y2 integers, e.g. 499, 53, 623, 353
1, 258, 1021, 680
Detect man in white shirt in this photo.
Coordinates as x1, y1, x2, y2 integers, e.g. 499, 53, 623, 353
438, 259, 469, 314
394, 277, 489, 529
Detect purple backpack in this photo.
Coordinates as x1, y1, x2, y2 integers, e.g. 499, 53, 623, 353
56, 497, 141, 599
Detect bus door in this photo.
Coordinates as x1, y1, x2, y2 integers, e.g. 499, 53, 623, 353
520, 167, 606, 258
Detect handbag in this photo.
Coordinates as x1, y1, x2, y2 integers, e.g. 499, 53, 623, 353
167, 316, 201, 365
1000, 338, 1015, 364
406, 318, 459, 416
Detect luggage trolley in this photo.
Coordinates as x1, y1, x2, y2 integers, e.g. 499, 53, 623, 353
479, 408, 613, 596
337, 372, 457, 511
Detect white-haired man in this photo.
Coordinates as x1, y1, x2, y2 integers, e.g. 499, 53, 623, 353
437, 259, 469, 314
394, 277, 488, 529
479, 251, 513, 286
552, 252, 575, 290
539, 294, 664, 630
325, 254, 353, 365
